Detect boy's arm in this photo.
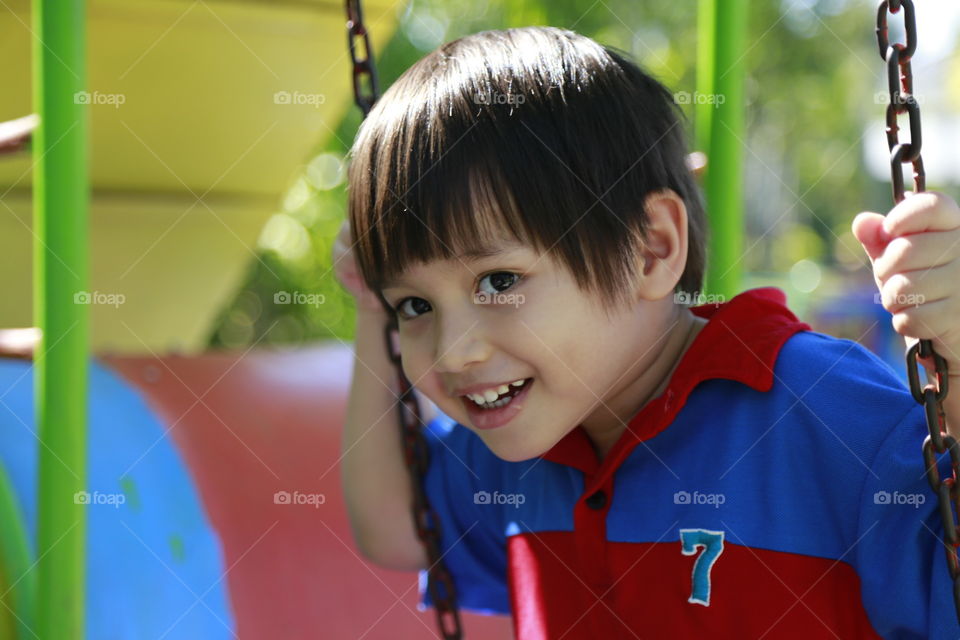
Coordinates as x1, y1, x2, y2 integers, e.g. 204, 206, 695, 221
855, 401, 960, 638
341, 307, 428, 571
343, 311, 512, 615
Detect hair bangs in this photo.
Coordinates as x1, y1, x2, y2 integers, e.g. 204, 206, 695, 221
348, 108, 538, 297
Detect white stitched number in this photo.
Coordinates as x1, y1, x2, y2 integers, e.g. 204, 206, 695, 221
679, 529, 725, 606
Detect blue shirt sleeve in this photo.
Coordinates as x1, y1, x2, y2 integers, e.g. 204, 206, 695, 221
855, 401, 960, 639
416, 412, 510, 616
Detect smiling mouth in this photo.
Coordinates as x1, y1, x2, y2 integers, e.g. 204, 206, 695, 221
463, 378, 533, 409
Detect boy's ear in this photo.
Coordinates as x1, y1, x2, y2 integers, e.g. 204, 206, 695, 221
634, 188, 688, 301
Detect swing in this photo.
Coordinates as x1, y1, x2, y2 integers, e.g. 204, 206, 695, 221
344, 0, 955, 638
876, 0, 957, 623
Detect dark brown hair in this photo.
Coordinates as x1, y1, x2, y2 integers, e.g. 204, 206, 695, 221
347, 25, 707, 315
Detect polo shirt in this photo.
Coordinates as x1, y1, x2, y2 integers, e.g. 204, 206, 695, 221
416, 287, 960, 639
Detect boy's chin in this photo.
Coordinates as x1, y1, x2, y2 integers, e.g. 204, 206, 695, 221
475, 430, 556, 463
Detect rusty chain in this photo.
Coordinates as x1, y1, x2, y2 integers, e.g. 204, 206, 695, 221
345, 0, 379, 117
876, 0, 958, 623
346, 1, 464, 637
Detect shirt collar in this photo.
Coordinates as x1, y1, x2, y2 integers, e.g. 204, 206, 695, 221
539, 287, 811, 475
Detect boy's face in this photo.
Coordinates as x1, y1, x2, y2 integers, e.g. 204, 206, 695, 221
381, 231, 681, 463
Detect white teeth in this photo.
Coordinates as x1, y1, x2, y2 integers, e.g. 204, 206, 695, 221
466, 378, 530, 407
472, 394, 513, 409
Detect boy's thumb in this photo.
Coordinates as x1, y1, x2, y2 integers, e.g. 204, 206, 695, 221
851, 211, 891, 264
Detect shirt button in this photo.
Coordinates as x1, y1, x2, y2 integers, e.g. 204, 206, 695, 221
585, 490, 606, 510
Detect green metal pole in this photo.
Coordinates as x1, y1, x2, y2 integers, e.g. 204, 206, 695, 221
695, 0, 716, 170
32, 0, 89, 637
697, 0, 747, 300
0, 463, 34, 639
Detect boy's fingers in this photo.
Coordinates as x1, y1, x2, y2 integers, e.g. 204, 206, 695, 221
872, 229, 960, 284
337, 219, 352, 243
883, 191, 960, 238
852, 211, 891, 264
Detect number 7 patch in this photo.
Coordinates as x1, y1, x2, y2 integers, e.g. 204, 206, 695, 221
680, 528, 725, 606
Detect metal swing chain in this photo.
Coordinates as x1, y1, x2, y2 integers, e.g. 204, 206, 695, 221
876, 0, 958, 622
346, 1, 464, 638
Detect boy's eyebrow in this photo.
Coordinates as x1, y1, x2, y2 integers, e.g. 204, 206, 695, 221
380, 244, 520, 290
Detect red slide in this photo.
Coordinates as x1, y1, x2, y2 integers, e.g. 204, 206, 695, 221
104, 343, 513, 639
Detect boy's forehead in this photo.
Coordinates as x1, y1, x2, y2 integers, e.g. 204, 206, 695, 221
381, 238, 531, 289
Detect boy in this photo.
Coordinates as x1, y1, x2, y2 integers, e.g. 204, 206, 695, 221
338, 26, 960, 638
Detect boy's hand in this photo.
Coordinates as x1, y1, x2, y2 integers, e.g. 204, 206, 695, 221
853, 191, 960, 435
333, 219, 389, 314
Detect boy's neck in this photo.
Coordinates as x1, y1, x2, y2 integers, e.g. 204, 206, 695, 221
586, 307, 707, 463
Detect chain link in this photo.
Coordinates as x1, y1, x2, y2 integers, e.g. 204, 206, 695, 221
346, 1, 463, 637
346, 0, 380, 118
876, 0, 958, 623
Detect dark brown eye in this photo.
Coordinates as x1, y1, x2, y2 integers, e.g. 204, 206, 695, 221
479, 272, 520, 296
396, 297, 431, 319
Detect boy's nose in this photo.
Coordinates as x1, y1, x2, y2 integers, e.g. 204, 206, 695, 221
433, 318, 491, 375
